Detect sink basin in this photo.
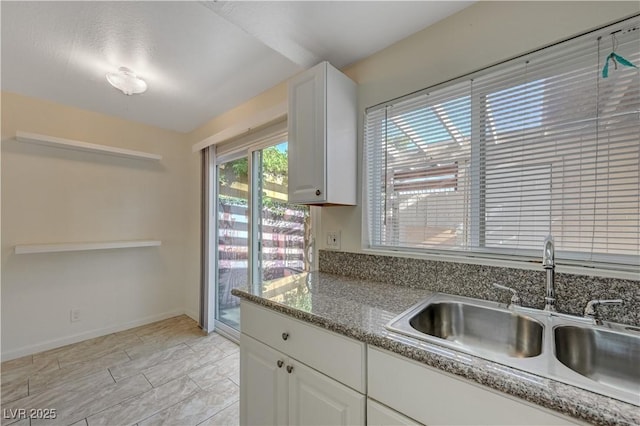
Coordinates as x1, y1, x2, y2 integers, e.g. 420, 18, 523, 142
408, 302, 543, 358
386, 295, 544, 359
386, 293, 640, 406
554, 325, 640, 395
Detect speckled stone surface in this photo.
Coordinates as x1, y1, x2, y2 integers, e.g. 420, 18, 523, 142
317, 250, 439, 289
232, 272, 640, 426
319, 250, 640, 326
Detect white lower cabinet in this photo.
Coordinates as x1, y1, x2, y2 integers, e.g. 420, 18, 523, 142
240, 334, 364, 426
239, 301, 365, 426
367, 399, 421, 426
289, 358, 365, 425
240, 334, 288, 426
368, 347, 582, 426
240, 301, 365, 393
239, 301, 582, 426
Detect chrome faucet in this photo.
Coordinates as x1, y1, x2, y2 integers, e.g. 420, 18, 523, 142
493, 283, 522, 309
542, 235, 556, 312
584, 299, 623, 324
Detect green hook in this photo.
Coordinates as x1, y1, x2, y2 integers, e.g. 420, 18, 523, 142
603, 52, 638, 78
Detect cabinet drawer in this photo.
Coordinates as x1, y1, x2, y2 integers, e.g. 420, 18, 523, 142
241, 301, 365, 393
368, 347, 581, 426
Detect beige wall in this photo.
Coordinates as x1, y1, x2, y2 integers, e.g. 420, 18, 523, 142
1, 92, 193, 359
187, 82, 287, 146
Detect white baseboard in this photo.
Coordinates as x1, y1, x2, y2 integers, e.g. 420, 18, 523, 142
1, 308, 185, 361
184, 308, 199, 323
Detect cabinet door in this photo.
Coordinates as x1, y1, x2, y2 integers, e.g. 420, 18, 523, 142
288, 360, 365, 426
367, 399, 421, 426
240, 334, 288, 426
288, 62, 327, 203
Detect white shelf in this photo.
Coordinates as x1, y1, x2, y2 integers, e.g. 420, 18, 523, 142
14, 240, 162, 254
16, 131, 162, 161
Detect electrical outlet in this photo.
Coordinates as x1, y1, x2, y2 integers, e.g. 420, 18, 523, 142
326, 231, 341, 250
70, 309, 81, 323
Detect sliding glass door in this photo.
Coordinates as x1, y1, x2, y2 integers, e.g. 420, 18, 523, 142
254, 143, 311, 283
211, 136, 312, 337
216, 155, 249, 331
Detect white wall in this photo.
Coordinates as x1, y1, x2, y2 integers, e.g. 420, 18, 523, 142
1, 92, 193, 360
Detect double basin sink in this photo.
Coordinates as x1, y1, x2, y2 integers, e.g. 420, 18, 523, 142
386, 293, 640, 406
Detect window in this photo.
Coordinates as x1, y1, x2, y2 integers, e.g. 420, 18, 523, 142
365, 18, 639, 268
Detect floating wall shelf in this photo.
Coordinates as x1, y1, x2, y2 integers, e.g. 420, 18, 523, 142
16, 131, 162, 161
14, 240, 162, 254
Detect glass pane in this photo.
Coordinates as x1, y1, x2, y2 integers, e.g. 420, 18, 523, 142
259, 142, 311, 281
216, 156, 249, 330
381, 91, 472, 250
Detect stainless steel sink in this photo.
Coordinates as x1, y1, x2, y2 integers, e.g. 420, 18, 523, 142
386, 294, 545, 362
554, 325, 640, 395
408, 302, 543, 357
386, 293, 640, 406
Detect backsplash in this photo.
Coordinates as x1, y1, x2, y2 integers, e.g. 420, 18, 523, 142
318, 250, 640, 327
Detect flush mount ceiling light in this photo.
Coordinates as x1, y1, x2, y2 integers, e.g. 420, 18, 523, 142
106, 67, 147, 95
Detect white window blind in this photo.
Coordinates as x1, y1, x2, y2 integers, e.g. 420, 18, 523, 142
365, 18, 640, 268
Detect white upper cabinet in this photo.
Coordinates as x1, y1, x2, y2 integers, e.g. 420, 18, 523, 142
287, 61, 357, 205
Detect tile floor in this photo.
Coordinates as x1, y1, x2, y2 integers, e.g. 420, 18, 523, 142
1, 315, 240, 426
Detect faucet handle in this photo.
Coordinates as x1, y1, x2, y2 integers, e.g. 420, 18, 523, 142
493, 283, 522, 307
583, 299, 623, 321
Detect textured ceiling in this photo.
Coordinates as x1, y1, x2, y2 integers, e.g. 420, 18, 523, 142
1, 1, 472, 133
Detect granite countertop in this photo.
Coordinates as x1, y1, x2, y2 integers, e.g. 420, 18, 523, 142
231, 271, 640, 426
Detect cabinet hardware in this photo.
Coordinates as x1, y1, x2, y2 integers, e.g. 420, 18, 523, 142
315, 189, 322, 196
277, 360, 284, 368
286, 365, 294, 374
282, 332, 289, 341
